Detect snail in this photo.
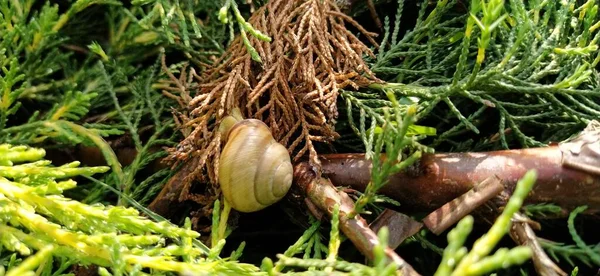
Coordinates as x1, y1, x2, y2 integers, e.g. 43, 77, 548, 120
218, 108, 293, 213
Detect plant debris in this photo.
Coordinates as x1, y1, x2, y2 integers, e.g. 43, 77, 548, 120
159, 0, 381, 208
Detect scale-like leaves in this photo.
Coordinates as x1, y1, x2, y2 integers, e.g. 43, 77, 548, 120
343, 0, 600, 152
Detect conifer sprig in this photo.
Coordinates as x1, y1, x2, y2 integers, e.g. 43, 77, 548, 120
0, 0, 213, 206
218, 0, 272, 62
541, 239, 600, 268
343, 0, 600, 152
0, 144, 262, 275
350, 92, 432, 218
434, 170, 537, 276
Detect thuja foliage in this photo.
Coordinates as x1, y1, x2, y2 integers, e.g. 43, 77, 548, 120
0, 0, 267, 273
0, 144, 261, 275
350, 91, 433, 217
435, 170, 537, 276
341, 0, 600, 272
0, 0, 264, 205
342, 0, 600, 153
1, 0, 599, 275
218, 0, 272, 62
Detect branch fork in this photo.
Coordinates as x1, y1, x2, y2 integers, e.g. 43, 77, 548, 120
293, 162, 420, 276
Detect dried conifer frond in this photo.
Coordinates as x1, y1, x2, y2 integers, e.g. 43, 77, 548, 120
162, 0, 380, 198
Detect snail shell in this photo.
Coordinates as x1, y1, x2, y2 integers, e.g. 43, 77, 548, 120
218, 111, 293, 213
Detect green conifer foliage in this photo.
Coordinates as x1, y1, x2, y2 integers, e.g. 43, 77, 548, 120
0, 0, 599, 275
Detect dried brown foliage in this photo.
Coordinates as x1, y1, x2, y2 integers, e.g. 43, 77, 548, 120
159, 0, 380, 204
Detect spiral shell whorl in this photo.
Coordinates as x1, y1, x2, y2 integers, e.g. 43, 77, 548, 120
218, 117, 293, 213
254, 141, 293, 205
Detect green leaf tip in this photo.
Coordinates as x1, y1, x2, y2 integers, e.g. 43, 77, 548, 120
435, 170, 537, 276
0, 144, 46, 166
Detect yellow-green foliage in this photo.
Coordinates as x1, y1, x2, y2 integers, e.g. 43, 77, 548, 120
0, 144, 260, 275
435, 170, 537, 276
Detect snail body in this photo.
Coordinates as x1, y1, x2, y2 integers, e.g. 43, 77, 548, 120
218, 109, 293, 213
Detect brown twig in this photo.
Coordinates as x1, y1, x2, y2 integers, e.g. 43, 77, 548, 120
320, 145, 600, 215
509, 212, 567, 276
369, 209, 423, 250
68, 143, 600, 219
293, 162, 420, 275
422, 175, 504, 235
366, 0, 383, 30
55, 122, 600, 223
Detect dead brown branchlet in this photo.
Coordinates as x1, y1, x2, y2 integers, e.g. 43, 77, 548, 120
154, 0, 381, 213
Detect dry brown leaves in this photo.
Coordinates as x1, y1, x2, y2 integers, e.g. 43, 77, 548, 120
160, 0, 380, 203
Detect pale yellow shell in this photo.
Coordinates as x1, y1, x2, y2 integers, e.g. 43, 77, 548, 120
218, 115, 293, 213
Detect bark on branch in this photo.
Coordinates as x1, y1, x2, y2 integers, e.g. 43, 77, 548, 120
320, 145, 600, 215
509, 212, 567, 276
422, 175, 505, 235
293, 162, 420, 276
